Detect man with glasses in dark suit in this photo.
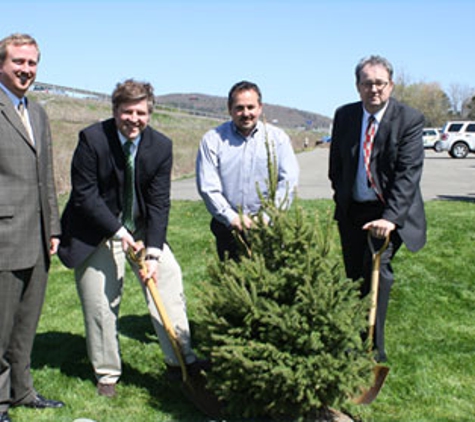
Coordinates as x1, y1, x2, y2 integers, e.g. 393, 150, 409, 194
329, 55, 427, 363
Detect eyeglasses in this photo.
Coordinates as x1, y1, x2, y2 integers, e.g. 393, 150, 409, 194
359, 81, 389, 90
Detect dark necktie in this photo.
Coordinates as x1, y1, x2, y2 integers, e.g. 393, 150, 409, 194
123, 141, 135, 232
18, 101, 34, 144
363, 115, 376, 187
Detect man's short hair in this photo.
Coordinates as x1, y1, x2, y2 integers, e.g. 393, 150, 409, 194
355, 55, 394, 84
227, 80, 262, 110
112, 79, 155, 113
0, 33, 40, 66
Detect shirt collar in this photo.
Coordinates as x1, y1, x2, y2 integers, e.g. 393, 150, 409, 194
0, 82, 25, 109
117, 130, 141, 151
362, 101, 389, 125
231, 120, 261, 138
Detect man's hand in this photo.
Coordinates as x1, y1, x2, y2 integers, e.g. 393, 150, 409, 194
49, 237, 60, 256
139, 258, 159, 284
362, 219, 396, 239
230, 214, 254, 231
121, 231, 139, 253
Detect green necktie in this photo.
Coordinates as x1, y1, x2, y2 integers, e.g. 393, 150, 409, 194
123, 141, 135, 232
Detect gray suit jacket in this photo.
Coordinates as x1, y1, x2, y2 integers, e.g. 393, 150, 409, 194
0, 88, 60, 270
329, 98, 426, 252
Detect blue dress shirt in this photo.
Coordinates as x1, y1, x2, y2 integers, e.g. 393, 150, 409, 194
196, 120, 299, 226
353, 105, 387, 202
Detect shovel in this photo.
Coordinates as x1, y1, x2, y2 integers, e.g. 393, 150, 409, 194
353, 233, 390, 405
127, 243, 189, 383
126, 243, 223, 418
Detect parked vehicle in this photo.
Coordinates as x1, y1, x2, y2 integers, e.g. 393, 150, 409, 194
434, 121, 475, 158
315, 135, 331, 146
422, 128, 441, 149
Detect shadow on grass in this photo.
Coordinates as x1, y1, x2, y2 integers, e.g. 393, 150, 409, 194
31, 331, 209, 421
119, 314, 156, 343
118, 313, 212, 357
436, 194, 475, 203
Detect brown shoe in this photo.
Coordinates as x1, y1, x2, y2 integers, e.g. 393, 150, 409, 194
97, 382, 116, 397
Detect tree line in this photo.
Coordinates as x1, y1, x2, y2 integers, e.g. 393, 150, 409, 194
392, 74, 475, 127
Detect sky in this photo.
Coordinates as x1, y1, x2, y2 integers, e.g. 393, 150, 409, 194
2, 0, 474, 118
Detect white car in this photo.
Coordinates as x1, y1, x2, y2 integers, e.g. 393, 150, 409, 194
434, 121, 475, 158
422, 128, 440, 149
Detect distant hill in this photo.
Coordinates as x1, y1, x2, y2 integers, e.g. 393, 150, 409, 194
30, 86, 330, 194
33, 82, 332, 130
156, 93, 332, 130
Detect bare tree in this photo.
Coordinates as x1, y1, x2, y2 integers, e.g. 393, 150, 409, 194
447, 83, 474, 117
392, 67, 411, 104
466, 96, 475, 120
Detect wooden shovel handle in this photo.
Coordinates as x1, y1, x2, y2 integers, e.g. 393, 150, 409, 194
127, 243, 188, 383
367, 233, 390, 341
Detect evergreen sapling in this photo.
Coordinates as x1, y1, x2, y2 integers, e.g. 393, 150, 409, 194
195, 125, 373, 421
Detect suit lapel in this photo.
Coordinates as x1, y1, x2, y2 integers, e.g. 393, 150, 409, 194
372, 99, 395, 158
347, 104, 363, 183
135, 127, 152, 197
369, 99, 398, 199
0, 90, 35, 150
103, 119, 126, 189
136, 126, 152, 170
27, 100, 41, 153
350, 105, 363, 158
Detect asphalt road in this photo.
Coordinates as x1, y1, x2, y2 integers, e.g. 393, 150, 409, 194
171, 148, 475, 202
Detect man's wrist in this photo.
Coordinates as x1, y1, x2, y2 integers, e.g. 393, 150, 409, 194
113, 226, 128, 240
145, 247, 162, 261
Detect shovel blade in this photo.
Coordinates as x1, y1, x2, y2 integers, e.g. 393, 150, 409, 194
353, 365, 390, 405
180, 375, 224, 419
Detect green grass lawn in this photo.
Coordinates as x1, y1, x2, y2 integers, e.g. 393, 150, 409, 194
9, 199, 475, 422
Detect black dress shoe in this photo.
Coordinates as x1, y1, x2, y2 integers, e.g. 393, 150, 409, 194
22, 393, 65, 409
0, 412, 11, 422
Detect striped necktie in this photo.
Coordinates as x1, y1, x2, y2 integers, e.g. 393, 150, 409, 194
122, 141, 136, 232
363, 115, 376, 188
363, 115, 384, 202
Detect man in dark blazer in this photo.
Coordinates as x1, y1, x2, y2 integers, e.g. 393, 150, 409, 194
329, 55, 426, 362
0, 33, 64, 422
58, 79, 204, 398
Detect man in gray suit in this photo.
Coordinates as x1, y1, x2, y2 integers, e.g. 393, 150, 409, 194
329, 55, 426, 363
0, 33, 64, 422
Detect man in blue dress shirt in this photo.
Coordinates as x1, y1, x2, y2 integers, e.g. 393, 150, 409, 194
196, 81, 299, 261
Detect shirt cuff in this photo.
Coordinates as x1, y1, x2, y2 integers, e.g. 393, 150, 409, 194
146, 247, 162, 259
223, 208, 239, 227
113, 226, 129, 240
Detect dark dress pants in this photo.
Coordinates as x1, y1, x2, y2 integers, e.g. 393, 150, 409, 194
0, 245, 48, 411
338, 201, 402, 362
210, 218, 240, 261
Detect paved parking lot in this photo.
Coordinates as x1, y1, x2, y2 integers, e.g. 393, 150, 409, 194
171, 147, 475, 202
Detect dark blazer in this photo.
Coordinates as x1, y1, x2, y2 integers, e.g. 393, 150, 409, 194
329, 98, 426, 252
0, 88, 60, 270
58, 118, 173, 268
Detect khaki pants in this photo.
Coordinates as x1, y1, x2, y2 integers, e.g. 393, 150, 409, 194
75, 240, 196, 384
